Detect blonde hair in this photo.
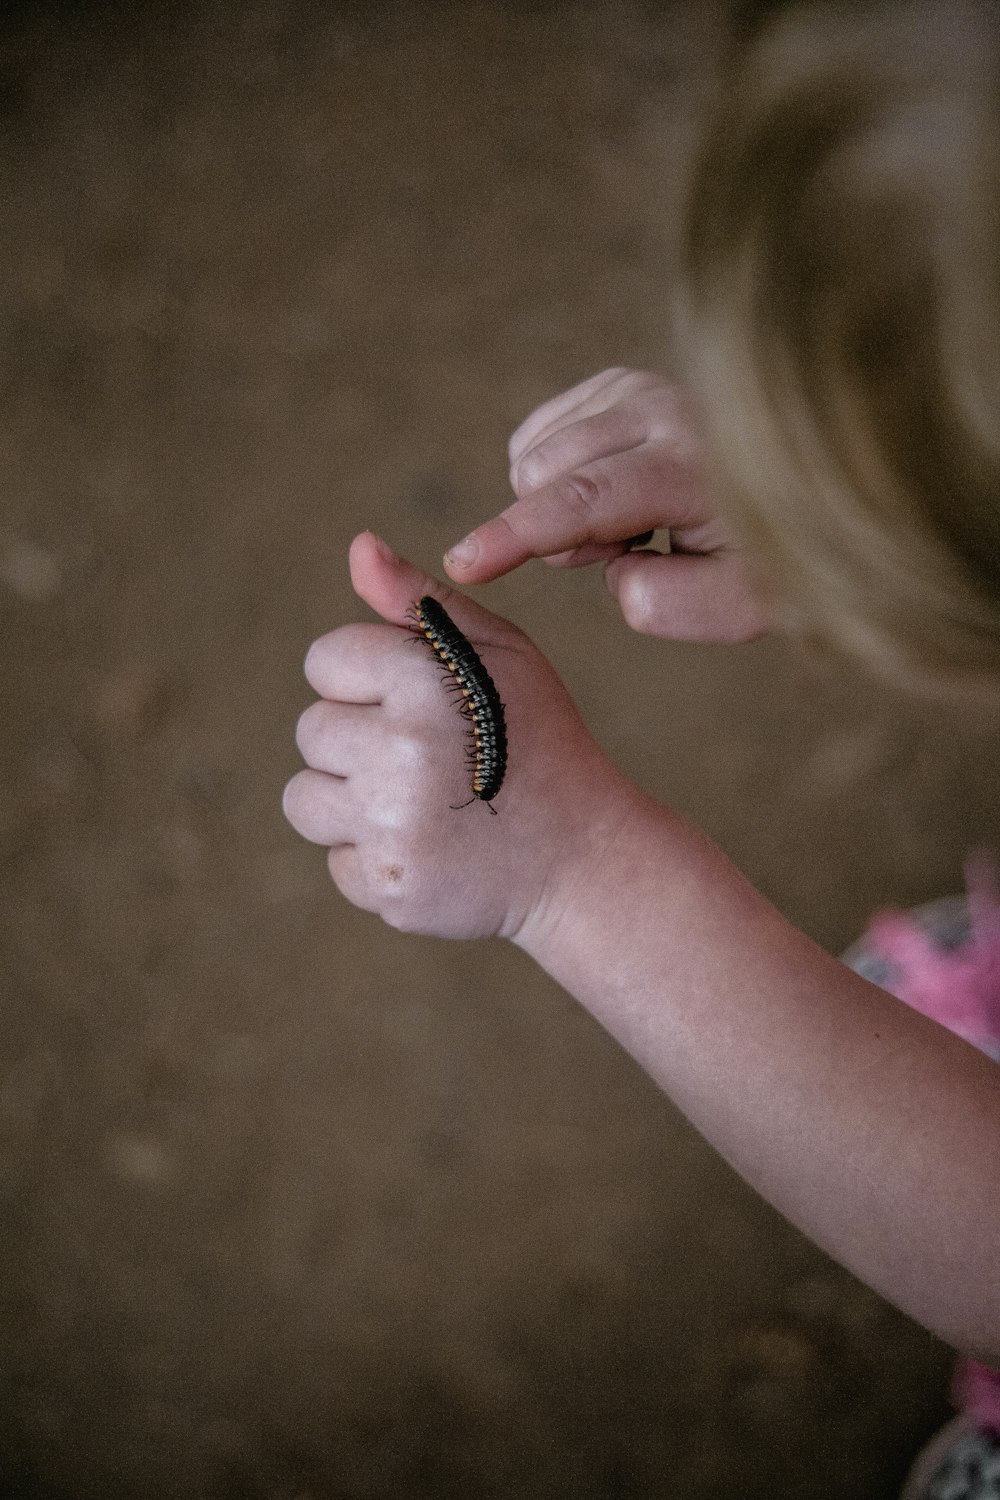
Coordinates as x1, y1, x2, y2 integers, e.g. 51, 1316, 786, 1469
676, 1, 1000, 702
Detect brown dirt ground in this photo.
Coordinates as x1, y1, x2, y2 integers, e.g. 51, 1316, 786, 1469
3, 2, 1000, 1496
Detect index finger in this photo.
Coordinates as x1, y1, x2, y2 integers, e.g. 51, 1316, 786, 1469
443, 461, 663, 583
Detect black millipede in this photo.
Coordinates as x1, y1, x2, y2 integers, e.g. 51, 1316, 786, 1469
411, 596, 507, 813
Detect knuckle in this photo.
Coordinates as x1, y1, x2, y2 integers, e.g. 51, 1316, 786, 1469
560, 469, 608, 526
387, 726, 429, 776
513, 447, 551, 494
295, 700, 326, 756
281, 770, 311, 824
303, 630, 337, 679
304, 622, 376, 682
515, 429, 588, 496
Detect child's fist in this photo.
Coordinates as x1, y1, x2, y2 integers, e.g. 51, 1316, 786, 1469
283, 533, 630, 941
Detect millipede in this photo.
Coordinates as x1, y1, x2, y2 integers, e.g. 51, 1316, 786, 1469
411, 595, 507, 813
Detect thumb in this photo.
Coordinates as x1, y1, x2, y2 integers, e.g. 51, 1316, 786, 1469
605, 548, 772, 644
349, 532, 515, 647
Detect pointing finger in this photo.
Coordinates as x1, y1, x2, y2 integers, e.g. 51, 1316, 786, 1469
445, 444, 700, 583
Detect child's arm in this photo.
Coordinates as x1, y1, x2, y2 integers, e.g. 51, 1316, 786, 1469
285, 533, 1000, 1364
514, 784, 1000, 1367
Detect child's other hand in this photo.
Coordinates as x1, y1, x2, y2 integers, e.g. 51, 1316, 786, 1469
444, 367, 771, 644
283, 532, 634, 941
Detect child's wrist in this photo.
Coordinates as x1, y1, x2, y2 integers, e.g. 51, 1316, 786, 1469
509, 775, 664, 965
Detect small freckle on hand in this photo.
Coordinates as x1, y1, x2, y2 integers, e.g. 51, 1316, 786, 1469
381, 864, 404, 884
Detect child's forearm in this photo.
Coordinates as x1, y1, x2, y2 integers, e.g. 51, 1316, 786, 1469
298, 537, 999, 1355
515, 782, 1000, 1361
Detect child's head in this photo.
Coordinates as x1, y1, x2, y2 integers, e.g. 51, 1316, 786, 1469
677, 0, 1000, 703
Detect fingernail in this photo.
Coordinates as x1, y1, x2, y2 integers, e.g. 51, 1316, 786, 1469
372, 534, 397, 562
446, 534, 478, 568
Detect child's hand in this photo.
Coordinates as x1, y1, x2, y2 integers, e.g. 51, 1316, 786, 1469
444, 367, 771, 643
283, 532, 635, 940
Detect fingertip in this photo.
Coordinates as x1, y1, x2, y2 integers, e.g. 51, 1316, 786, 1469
444, 532, 480, 574
349, 531, 375, 558
603, 547, 658, 595
444, 529, 512, 584
510, 450, 547, 496
603, 549, 673, 634
350, 531, 397, 567
348, 533, 429, 627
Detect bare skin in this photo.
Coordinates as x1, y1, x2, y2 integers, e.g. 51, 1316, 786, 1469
284, 370, 1000, 1362
445, 366, 772, 644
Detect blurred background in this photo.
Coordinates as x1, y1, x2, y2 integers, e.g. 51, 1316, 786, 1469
3, 1, 1000, 1496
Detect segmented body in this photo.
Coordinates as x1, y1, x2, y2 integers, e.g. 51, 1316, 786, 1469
412, 596, 507, 812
